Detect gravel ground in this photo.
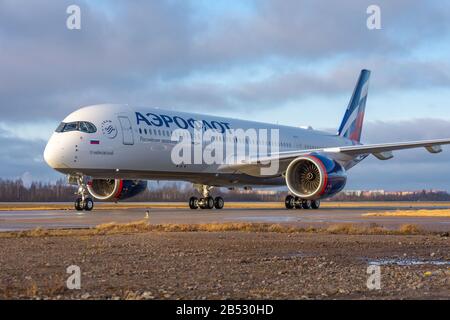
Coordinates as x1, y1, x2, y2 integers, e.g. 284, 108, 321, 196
0, 231, 448, 299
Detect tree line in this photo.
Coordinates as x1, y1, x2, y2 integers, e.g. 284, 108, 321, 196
1, 178, 449, 202
0, 179, 286, 202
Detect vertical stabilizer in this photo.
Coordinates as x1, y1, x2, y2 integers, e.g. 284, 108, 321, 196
338, 69, 371, 142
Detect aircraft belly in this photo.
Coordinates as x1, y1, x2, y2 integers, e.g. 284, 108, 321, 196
54, 166, 284, 187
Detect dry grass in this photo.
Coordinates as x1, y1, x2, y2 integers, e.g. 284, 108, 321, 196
96, 221, 427, 236
363, 209, 450, 217
1, 276, 67, 299
398, 224, 422, 234
321, 202, 450, 208
95, 221, 295, 233
1, 228, 80, 239
326, 223, 386, 234
0, 220, 430, 239
324, 223, 424, 235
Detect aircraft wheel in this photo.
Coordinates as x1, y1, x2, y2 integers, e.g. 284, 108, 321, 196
74, 198, 83, 211
206, 196, 214, 209
302, 200, 312, 209
199, 197, 214, 209
214, 196, 224, 209
189, 197, 199, 209
285, 195, 295, 209
294, 196, 303, 209
83, 198, 94, 211
311, 200, 321, 209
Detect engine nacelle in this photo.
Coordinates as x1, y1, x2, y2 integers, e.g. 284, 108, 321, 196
285, 154, 346, 200
87, 179, 147, 201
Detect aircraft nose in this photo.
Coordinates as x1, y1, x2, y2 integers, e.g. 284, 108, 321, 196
44, 135, 62, 168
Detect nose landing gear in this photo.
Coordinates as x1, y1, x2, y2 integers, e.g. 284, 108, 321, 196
285, 195, 320, 210
71, 175, 94, 211
189, 184, 224, 210
74, 197, 94, 211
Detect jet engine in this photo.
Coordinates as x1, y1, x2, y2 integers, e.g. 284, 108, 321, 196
285, 154, 346, 200
87, 179, 147, 201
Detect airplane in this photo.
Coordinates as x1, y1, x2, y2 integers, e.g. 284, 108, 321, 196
44, 69, 450, 211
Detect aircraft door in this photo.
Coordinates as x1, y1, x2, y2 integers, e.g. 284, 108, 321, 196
118, 116, 134, 145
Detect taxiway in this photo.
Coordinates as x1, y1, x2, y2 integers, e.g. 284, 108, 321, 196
1, 202, 449, 232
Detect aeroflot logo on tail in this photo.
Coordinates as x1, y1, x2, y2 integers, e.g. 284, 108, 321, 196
135, 112, 232, 133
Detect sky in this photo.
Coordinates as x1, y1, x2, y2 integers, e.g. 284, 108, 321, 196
1, 0, 450, 191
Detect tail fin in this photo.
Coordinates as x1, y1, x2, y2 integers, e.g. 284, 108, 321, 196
338, 69, 371, 142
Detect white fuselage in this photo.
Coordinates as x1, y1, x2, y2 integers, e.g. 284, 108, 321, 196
44, 104, 356, 187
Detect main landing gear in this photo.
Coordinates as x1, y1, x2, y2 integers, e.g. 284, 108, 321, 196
285, 195, 320, 210
72, 175, 94, 211
189, 184, 224, 210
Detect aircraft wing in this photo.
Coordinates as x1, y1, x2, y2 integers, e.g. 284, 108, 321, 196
322, 138, 450, 159
218, 138, 450, 175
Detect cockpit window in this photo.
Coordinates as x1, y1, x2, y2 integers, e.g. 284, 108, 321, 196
78, 122, 88, 132
55, 122, 66, 132
55, 121, 97, 133
63, 122, 78, 132
87, 122, 97, 133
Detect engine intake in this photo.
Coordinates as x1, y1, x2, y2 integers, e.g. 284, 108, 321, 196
87, 179, 147, 201
285, 154, 346, 200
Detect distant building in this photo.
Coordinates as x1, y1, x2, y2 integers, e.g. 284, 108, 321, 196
342, 190, 363, 196
362, 190, 385, 196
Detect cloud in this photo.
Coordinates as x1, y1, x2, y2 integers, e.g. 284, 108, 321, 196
1, 0, 450, 122
148, 58, 450, 111
0, 130, 58, 181
194, 0, 450, 63
363, 118, 450, 143
0, 121, 55, 141
0, 0, 197, 120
